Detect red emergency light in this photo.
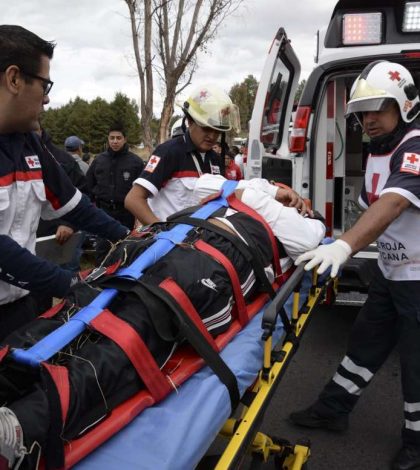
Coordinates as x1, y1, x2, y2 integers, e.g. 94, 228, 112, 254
289, 106, 311, 153
342, 12, 383, 45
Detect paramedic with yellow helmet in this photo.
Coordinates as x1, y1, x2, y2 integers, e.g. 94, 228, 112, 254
125, 85, 240, 225
291, 60, 420, 470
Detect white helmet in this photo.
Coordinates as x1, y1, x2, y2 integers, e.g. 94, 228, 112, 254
345, 61, 420, 123
182, 85, 241, 133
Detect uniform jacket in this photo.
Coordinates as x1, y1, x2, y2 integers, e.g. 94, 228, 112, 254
0, 132, 128, 305
87, 144, 145, 204
133, 132, 222, 220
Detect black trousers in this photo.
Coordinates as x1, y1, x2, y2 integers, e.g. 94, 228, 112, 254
0, 293, 47, 343
316, 265, 420, 446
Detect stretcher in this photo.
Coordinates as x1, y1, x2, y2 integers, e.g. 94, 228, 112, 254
6, 181, 334, 470
70, 266, 333, 470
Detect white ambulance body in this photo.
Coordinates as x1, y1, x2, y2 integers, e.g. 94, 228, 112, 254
246, 0, 420, 291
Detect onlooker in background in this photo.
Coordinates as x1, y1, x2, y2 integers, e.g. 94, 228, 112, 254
82, 152, 91, 165
170, 118, 185, 139
212, 141, 223, 156
225, 150, 242, 181
64, 135, 89, 175
0, 25, 130, 340
231, 145, 245, 175
35, 124, 88, 311
87, 123, 145, 260
125, 85, 240, 226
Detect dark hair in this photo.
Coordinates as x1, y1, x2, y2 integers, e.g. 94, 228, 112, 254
0, 25, 55, 79
230, 145, 240, 155
109, 123, 126, 137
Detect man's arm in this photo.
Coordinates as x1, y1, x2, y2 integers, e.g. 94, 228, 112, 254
235, 187, 325, 258
125, 184, 160, 225
0, 235, 73, 297
340, 192, 409, 252
296, 192, 410, 276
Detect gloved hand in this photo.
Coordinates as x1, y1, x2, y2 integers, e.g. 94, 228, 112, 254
294, 239, 352, 278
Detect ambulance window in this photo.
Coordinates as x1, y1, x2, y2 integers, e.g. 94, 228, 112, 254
260, 56, 292, 148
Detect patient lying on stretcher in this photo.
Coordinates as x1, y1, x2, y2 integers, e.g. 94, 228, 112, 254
0, 175, 325, 470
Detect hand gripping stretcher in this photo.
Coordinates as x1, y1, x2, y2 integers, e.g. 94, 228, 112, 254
2, 181, 334, 470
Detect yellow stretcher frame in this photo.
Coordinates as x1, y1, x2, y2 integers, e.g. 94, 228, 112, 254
214, 266, 336, 470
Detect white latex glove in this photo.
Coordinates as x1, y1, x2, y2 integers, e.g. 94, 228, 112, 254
294, 239, 352, 278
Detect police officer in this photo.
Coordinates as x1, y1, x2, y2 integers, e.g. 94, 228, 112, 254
87, 124, 145, 229
290, 61, 420, 470
125, 85, 240, 225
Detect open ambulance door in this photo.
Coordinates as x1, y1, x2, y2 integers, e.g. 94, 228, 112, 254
245, 27, 300, 184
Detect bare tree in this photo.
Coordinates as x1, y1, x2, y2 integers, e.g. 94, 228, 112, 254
124, 0, 243, 152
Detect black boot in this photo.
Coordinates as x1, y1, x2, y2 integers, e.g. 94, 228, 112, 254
289, 405, 349, 432
392, 446, 420, 470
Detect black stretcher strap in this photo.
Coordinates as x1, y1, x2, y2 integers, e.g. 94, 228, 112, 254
171, 215, 276, 297
130, 280, 240, 411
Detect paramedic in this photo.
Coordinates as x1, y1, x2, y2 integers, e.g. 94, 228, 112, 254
290, 61, 420, 470
0, 173, 325, 469
0, 25, 130, 341
124, 85, 234, 225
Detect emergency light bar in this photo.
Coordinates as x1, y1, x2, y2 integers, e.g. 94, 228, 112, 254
342, 12, 382, 45
403, 1, 420, 32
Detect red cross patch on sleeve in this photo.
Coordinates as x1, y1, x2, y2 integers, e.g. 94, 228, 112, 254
145, 155, 161, 173
400, 152, 420, 175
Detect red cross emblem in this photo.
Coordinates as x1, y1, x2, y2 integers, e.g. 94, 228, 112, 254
407, 153, 419, 164
27, 157, 35, 167
388, 71, 401, 81
220, 107, 230, 117
200, 90, 208, 99
149, 156, 158, 165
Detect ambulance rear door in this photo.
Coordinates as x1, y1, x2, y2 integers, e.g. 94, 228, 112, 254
245, 28, 300, 184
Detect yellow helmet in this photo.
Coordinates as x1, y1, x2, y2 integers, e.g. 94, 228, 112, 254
182, 85, 241, 133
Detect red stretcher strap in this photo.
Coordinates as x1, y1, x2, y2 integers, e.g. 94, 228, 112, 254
42, 362, 70, 425
0, 346, 9, 363
159, 278, 219, 351
39, 301, 66, 319
194, 239, 248, 327
90, 309, 171, 402
227, 193, 282, 278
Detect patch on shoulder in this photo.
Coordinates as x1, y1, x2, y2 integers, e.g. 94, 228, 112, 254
400, 152, 420, 175
25, 155, 41, 169
145, 155, 161, 173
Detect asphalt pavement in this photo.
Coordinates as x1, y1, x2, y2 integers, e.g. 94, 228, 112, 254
260, 302, 403, 470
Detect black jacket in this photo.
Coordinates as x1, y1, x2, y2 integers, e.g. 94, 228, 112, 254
37, 130, 89, 236
87, 144, 145, 204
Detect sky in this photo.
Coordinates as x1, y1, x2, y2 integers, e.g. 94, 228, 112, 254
3, 0, 338, 113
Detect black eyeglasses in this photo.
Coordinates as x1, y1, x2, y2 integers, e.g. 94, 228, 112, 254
21, 71, 54, 96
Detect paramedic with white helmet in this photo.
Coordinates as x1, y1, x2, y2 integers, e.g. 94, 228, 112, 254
125, 85, 237, 225
291, 60, 420, 470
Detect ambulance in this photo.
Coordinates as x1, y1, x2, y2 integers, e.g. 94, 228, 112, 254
246, 0, 420, 291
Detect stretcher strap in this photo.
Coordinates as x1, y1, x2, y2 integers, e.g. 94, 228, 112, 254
40, 363, 67, 470
39, 301, 66, 319
41, 363, 70, 425
90, 309, 172, 402
159, 278, 218, 351
0, 346, 9, 363
194, 239, 248, 326
137, 279, 240, 411
226, 194, 282, 279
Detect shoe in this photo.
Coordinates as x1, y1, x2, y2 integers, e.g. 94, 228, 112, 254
289, 405, 349, 432
0, 407, 26, 469
392, 446, 420, 470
